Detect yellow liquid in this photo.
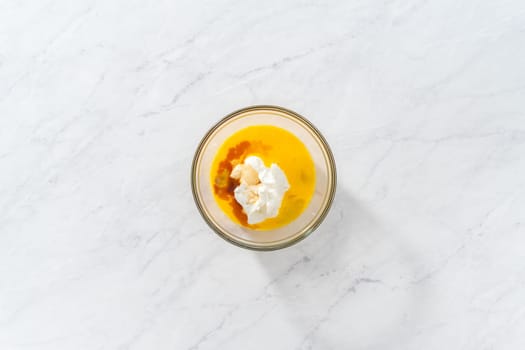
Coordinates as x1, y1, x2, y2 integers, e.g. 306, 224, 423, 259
210, 125, 316, 230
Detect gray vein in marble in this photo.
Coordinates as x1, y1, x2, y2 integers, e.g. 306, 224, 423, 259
297, 278, 383, 350
139, 230, 179, 274
38, 5, 94, 58
218, 303, 279, 348
451, 85, 525, 99
179, 255, 314, 349
359, 143, 395, 191
255, 256, 312, 301
145, 0, 237, 64
137, 71, 212, 118
412, 243, 466, 285
187, 308, 236, 350
358, 130, 525, 152
1, 4, 94, 103
169, 72, 211, 106
10, 334, 74, 349
413, 192, 519, 285
117, 246, 217, 349
235, 31, 356, 79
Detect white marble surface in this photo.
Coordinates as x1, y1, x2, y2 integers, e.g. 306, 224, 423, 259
1, 0, 525, 349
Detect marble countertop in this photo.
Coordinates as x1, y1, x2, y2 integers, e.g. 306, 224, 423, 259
2, 0, 525, 349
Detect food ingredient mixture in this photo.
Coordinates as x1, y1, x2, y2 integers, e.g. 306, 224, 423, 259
211, 125, 315, 230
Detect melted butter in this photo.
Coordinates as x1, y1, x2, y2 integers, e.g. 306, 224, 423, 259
210, 125, 316, 230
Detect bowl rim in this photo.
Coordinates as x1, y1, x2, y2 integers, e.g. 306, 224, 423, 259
191, 105, 337, 251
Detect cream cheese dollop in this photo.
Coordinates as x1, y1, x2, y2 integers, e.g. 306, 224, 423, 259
230, 156, 290, 225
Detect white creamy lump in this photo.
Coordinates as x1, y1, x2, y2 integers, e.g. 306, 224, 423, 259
230, 156, 290, 225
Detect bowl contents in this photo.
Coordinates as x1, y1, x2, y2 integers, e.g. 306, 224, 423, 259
231, 155, 290, 225
211, 124, 316, 230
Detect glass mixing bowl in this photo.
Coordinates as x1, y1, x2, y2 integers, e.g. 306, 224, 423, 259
191, 105, 336, 251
